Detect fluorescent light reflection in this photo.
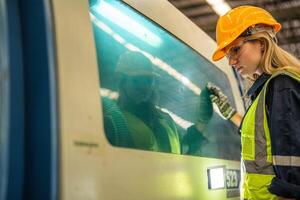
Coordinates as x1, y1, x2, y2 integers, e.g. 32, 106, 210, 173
100, 88, 119, 99
92, 0, 162, 47
206, 0, 231, 16
159, 107, 193, 130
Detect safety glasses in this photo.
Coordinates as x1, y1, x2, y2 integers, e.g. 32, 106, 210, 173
225, 37, 248, 60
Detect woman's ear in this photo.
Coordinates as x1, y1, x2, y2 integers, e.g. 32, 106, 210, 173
259, 40, 266, 52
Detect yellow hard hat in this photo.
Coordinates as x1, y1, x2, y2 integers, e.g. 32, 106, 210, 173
212, 5, 281, 61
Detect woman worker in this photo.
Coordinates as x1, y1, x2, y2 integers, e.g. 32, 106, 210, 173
207, 5, 300, 200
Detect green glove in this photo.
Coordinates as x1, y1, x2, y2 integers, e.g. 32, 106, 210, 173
206, 82, 236, 120
197, 86, 213, 124
195, 86, 214, 132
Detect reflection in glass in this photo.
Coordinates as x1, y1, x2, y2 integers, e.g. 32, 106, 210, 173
92, 0, 161, 47
90, 0, 240, 160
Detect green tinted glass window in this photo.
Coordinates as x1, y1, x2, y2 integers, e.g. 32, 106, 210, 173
89, 0, 240, 160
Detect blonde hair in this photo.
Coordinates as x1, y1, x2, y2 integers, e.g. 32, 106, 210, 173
247, 32, 300, 76
240, 31, 300, 102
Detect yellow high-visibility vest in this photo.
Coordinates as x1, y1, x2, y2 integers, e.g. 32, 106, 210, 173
241, 70, 300, 200
102, 96, 181, 154
123, 111, 181, 154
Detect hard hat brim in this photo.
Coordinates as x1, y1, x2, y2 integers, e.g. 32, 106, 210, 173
212, 49, 226, 61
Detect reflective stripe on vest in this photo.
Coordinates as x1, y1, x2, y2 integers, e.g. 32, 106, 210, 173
273, 155, 300, 167
241, 70, 300, 200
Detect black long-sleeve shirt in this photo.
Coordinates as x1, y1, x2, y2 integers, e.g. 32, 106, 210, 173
247, 73, 300, 199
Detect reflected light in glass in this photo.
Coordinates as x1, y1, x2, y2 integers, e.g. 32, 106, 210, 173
181, 77, 191, 85
92, 0, 162, 47
160, 107, 193, 129
100, 88, 119, 99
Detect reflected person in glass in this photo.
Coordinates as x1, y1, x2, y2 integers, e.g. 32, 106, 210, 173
102, 51, 213, 155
